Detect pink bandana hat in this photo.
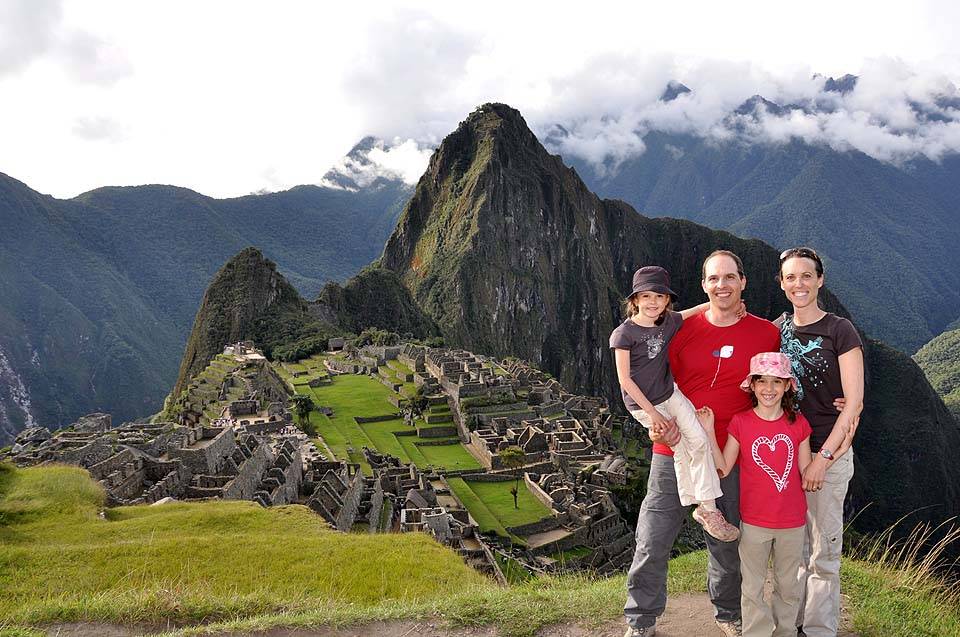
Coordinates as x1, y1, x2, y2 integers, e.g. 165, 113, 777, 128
740, 352, 799, 392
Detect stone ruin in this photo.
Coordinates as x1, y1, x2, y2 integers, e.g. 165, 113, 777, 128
4, 415, 319, 509
4, 339, 645, 582
314, 342, 641, 578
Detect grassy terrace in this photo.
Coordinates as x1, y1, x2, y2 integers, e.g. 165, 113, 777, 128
0, 464, 487, 630
445, 477, 552, 539
287, 368, 479, 475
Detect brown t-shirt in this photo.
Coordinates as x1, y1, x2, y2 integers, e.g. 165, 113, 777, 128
775, 312, 863, 451
609, 311, 683, 410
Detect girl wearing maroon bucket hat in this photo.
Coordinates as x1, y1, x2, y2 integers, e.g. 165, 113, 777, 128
610, 265, 740, 543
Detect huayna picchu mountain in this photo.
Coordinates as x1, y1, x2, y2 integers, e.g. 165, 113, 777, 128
169, 247, 313, 401
328, 102, 958, 533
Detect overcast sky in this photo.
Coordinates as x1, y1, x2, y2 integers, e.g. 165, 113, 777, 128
2, 0, 960, 199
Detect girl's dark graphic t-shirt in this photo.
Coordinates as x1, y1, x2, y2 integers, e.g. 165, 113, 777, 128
609, 311, 683, 410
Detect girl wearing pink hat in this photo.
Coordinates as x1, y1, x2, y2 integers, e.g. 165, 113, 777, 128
700, 352, 822, 637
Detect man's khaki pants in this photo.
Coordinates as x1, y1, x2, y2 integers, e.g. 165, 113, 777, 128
797, 450, 855, 637
740, 522, 805, 637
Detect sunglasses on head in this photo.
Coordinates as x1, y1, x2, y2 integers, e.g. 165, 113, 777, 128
779, 247, 821, 263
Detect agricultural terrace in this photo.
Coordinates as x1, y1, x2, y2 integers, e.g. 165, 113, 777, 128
446, 477, 553, 539
276, 355, 480, 475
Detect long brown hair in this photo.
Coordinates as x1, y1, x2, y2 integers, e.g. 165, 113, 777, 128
623, 293, 674, 325
748, 376, 799, 423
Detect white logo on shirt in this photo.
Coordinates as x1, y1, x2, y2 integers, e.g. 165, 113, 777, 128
750, 434, 795, 493
646, 331, 664, 359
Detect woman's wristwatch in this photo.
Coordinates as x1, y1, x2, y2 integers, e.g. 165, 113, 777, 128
819, 448, 834, 461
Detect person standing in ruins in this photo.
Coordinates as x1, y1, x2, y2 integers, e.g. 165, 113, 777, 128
623, 250, 779, 637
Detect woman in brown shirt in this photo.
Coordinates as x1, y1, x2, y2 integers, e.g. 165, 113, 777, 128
776, 247, 864, 637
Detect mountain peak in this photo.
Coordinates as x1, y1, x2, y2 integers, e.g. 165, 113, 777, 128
660, 81, 692, 102
169, 246, 305, 399
824, 74, 858, 94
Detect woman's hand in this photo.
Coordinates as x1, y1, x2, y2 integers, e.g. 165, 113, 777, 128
649, 418, 681, 447
696, 406, 715, 433
802, 454, 828, 491
735, 300, 747, 319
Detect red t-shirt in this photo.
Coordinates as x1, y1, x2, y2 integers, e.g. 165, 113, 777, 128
728, 410, 812, 529
655, 312, 780, 456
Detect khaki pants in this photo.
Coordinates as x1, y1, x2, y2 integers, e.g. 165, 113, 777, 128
740, 522, 805, 637
630, 385, 723, 506
797, 450, 855, 637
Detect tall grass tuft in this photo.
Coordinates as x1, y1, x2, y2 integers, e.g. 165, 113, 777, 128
844, 514, 960, 636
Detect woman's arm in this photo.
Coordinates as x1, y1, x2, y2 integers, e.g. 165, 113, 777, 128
824, 347, 864, 458
802, 347, 864, 490
614, 348, 671, 431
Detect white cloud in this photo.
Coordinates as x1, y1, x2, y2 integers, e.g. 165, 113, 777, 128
320, 138, 433, 189
0, 0, 61, 76
57, 30, 133, 86
541, 58, 960, 170
0, 0, 130, 84
72, 115, 125, 142
3, 1, 960, 198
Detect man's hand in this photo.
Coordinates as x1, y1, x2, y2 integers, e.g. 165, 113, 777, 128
649, 417, 681, 447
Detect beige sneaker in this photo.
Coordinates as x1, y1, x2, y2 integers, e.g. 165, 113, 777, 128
624, 625, 656, 637
693, 506, 740, 542
715, 619, 742, 636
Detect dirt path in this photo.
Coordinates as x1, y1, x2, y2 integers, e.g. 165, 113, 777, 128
42, 593, 857, 636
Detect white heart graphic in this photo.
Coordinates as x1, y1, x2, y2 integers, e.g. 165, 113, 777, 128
751, 433, 794, 493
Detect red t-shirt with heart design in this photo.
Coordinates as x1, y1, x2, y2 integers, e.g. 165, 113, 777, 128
727, 409, 812, 529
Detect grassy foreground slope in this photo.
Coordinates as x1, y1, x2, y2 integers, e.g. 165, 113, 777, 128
0, 463, 486, 626
1, 464, 958, 637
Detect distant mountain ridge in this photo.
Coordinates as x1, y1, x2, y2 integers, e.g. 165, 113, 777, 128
551, 77, 960, 353
915, 327, 960, 418
0, 140, 413, 443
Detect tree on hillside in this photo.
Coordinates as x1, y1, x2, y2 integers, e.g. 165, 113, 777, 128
291, 394, 315, 435
403, 385, 431, 425
500, 446, 525, 510
354, 327, 400, 347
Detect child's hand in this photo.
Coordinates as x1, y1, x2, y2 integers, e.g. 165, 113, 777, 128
696, 406, 715, 432
735, 300, 747, 319
646, 409, 671, 433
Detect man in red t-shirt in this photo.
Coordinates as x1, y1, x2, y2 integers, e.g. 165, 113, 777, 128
624, 251, 780, 637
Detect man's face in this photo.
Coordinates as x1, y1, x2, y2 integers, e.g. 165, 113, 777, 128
702, 255, 746, 311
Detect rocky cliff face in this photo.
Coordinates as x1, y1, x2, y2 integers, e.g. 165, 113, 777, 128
316, 266, 438, 338
382, 104, 826, 400
375, 103, 960, 532
170, 247, 309, 399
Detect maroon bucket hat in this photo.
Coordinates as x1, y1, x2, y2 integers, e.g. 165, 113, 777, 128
631, 266, 678, 300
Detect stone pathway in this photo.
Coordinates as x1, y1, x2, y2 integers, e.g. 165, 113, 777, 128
41, 593, 858, 636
